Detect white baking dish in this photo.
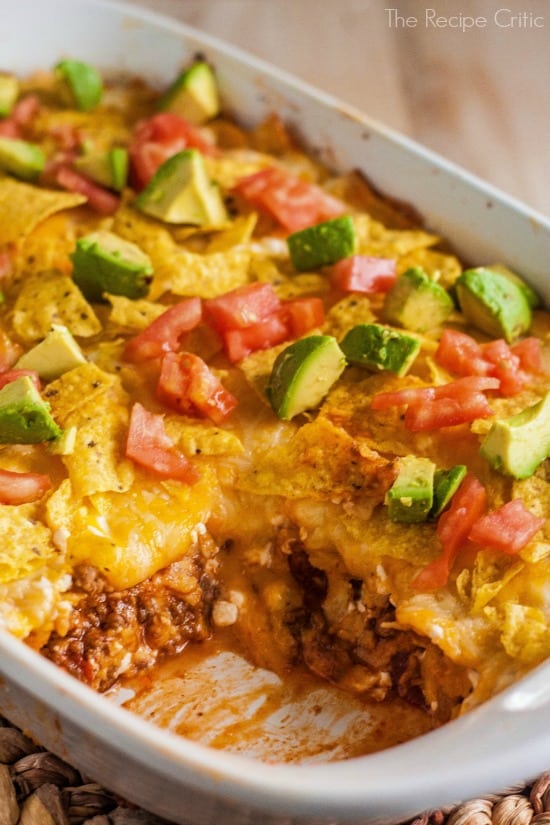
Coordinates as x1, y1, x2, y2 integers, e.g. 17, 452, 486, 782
0, 1, 549, 823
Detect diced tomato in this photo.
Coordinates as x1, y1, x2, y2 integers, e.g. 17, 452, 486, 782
126, 401, 198, 483
129, 112, 217, 189
232, 166, 346, 233
0, 468, 52, 505
284, 297, 325, 337
157, 351, 238, 424
328, 255, 397, 294
413, 474, 487, 590
0, 369, 41, 391
11, 94, 40, 127
204, 282, 281, 332
222, 312, 290, 363
123, 298, 202, 363
55, 166, 120, 215
468, 498, 545, 555
511, 337, 546, 375
435, 329, 492, 377
0, 119, 20, 138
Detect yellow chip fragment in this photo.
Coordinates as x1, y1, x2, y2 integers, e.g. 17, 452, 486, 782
165, 416, 244, 456
353, 214, 439, 259
106, 294, 167, 331
12, 269, 101, 341
0, 502, 58, 585
0, 178, 86, 246
151, 247, 252, 300
499, 602, 550, 665
397, 247, 462, 290
206, 212, 258, 253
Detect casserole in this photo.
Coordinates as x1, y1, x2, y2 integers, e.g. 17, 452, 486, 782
0, 1, 549, 824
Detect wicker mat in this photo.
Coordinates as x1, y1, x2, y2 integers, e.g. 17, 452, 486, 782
1, 716, 549, 825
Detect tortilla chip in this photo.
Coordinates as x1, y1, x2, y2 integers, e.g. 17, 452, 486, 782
45, 363, 134, 497
106, 294, 167, 331
456, 550, 524, 611
498, 602, 550, 664
205, 152, 270, 190
354, 214, 439, 259
0, 178, 86, 246
397, 247, 462, 290
164, 416, 244, 456
151, 247, 252, 300
206, 212, 258, 253
322, 294, 375, 339
0, 502, 58, 585
12, 269, 101, 341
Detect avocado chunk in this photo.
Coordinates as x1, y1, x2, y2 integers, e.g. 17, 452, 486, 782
16, 325, 86, 381
387, 455, 435, 523
0, 73, 19, 117
55, 59, 103, 111
74, 147, 128, 191
134, 148, 228, 226
455, 266, 532, 343
266, 335, 346, 420
287, 215, 356, 272
383, 267, 454, 333
0, 376, 61, 444
431, 464, 467, 518
71, 230, 154, 302
480, 392, 550, 479
0, 137, 45, 182
489, 263, 541, 310
158, 61, 220, 125
340, 323, 420, 376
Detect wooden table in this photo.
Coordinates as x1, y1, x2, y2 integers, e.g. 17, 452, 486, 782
127, 0, 550, 217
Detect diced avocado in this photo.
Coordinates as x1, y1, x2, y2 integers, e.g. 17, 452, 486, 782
455, 266, 532, 343
266, 335, 346, 420
0, 73, 19, 118
158, 61, 220, 125
287, 216, 356, 272
74, 147, 128, 191
485, 263, 540, 310
387, 455, 435, 523
71, 230, 154, 302
480, 392, 550, 479
16, 324, 86, 381
0, 137, 45, 182
383, 267, 454, 333
340, 323, 420, 376
134, 148, 228, 226
431, 464, 467, 518
55, 59, 103, 111
0, 376, 61, 443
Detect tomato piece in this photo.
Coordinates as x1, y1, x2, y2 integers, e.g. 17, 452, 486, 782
157, 352, 238, 424
222, 313, 290, 363
11, 94, 40, 127
204, 282, 281, 332
0, 369, 41, 391
0, 119, 20, 138
511, 337, 546, 375
129, 112, 217, 189
126, 401, 198, 483
328, 255, 396, 294
55, 166, 120, 215
0, 467, 52, 505
435, 329, 492, 377
468, 498, 545, 555
413, 474, 487, 590
284, 297, 325, 337
123, 298, 202, 363
232, 167, 345, 232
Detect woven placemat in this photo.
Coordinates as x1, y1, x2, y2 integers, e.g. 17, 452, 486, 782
1, 715, 549, 825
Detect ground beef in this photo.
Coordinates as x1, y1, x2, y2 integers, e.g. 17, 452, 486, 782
40, 534, 219, 692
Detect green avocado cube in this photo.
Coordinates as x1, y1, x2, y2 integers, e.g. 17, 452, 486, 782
287, 215, 356, 272
0, 376, 62, 444
0, 73, 19, 118
488, 263, 540, 309
455, 266, 532, 343
480, 392, 550, 479
387, 455, 436, 523
158, 61, 220, 125
71, 230, 154, 302
340, 323, 420, 376
383, 267, 454, 333
431, 464, 467, 518
55, 59, 103, 111
134, 148, 228, 226
16, 324, 86, 381
266, 335, 346, 420
0, 137, 45, 182
74, 146, 128, 191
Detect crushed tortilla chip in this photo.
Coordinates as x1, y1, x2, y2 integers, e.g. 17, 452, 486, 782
0, 502, 59, 585
353, 214, 439, 259
106, 294, 167, 331
322, 294, 375, 339
0, 178, 86, 246
397, 247, 462, 289
206, 212, 258, 253
45, 363, 134, 496
151, 247, 252, 300
498, 602, 550, 664
456, 550, 524, 612
12, 269, 101, 341
164, 416, 244, 456
205, 151, 271, 190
